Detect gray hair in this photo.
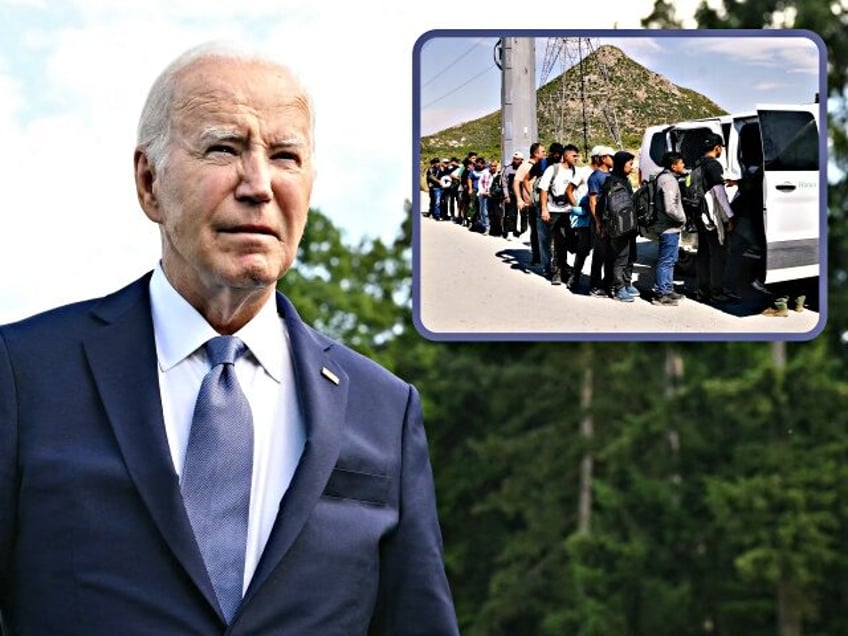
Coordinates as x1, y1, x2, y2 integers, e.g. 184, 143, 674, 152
136, 41, 314, 173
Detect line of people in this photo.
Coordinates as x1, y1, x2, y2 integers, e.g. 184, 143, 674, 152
424, 133, 767, 307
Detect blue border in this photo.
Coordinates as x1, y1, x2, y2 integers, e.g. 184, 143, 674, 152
411, 28, 828, 342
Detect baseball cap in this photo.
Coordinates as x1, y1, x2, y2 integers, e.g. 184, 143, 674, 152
703, 133, 724, 150
512, 151, 524, 160
590, 145, 616, 158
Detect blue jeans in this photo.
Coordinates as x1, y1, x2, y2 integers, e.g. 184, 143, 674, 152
429, 187, 442, 218
654, 231, 680, 295
477, 194, 489, 231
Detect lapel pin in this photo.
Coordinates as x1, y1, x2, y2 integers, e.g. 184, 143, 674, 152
321, 366, 340, 385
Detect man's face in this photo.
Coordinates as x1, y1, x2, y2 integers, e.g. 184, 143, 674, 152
564, 150, 579, 167
532, 146, 544, 161
138, 57, 314, 301
475, 159, 485, 171
601, 154, 613, 168
512, 157, 522, 168
671, 158, 685, 175
489, 163, 497, 173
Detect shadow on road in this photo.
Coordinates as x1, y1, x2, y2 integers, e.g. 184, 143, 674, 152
493, 237, 818, 317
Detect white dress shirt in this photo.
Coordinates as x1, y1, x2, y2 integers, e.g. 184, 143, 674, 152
149, 264, 305, 594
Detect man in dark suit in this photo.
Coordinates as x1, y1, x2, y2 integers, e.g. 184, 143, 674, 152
0, 42, 459, 635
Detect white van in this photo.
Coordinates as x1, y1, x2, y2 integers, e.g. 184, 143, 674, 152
637, 104, 820, 284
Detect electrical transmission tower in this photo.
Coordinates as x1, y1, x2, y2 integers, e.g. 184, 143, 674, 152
539, 37, 623, 158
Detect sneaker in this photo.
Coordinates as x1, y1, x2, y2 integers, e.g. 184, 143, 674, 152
651, 295, 679, 306
667, 291, 685, 301
614, 288, 635, 303
724, 290, 742, 302
710, 292, 730, 303
589, 287, 609, 299
565, 274, 577, 291
751, 279, 770, 294
694, 290, 711, 303
551, 272, 562, 285
623, 284, 639, 297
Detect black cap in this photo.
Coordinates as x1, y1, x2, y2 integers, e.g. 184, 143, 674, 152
430, 157, 440, 165
703, 133, 724, 151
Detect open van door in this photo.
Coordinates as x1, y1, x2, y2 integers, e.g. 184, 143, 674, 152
756, 104, 820, 283
638, 117, 725, 182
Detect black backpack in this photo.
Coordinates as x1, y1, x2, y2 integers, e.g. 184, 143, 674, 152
681, 161, 706, 213
632, 172, 664, 236
600, 176, 637, 238
489, 173, 504, 201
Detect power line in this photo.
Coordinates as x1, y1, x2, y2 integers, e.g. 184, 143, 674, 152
421, 38, 488, 88
422, 63, 497, 109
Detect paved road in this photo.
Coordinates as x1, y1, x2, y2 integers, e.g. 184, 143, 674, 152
415, 207, 821, 340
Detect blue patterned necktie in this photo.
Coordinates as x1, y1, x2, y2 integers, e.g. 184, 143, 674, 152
181, 336, 254, 623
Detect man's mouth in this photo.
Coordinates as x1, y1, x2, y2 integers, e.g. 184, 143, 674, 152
221, 225, 279, 239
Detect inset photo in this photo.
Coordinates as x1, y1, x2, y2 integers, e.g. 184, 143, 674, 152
412, 30, 827, 341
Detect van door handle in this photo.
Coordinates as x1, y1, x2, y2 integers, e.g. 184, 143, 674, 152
775, 183, 796, 192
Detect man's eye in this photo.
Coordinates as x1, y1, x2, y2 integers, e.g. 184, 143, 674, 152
207, 145, 237, 155
272, 150, 300, 164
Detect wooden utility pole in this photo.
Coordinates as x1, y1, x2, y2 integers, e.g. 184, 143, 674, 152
497, 38, 536, 166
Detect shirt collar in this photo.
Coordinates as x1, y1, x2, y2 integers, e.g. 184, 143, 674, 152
149, 263, 285, 382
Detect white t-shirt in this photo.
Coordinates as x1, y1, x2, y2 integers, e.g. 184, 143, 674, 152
537, 162, 576, 213
569, 165, 593, 213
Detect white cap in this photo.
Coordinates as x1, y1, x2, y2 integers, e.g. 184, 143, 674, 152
512, 151, 524, 160
590, 145, 616, 158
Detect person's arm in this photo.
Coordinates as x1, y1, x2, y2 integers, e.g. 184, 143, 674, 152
566, 181, 578, 208
368, 385, 459, 635
521, 168, 535, 209
540, 189, 550, 223
513, 165, 527, 209
660, 174, 686, 224
589, 193, 602, 235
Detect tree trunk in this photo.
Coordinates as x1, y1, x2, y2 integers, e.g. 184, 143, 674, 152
664, 346, 683, 499
772, 341, 803, 636
777, 576, 803, 636
577, 345, 594, 535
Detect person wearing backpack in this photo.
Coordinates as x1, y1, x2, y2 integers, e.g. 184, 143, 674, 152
501, 152, 523, 239
600, 150, 640, 303
527, 143, 562, 267
566, 148, 596, 293
486, 161, 505, 236
688, 133, 736, 303
650, 151, 688, 306
586, 146, 616, 298
425, 158, 443, 220
538, 144, 575, 285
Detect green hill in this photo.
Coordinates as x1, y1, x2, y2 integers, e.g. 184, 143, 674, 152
420, 44, 727, 169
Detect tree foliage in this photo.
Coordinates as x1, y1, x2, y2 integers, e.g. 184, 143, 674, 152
280, 4, 848, 632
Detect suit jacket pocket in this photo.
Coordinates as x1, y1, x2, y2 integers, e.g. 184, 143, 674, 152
322, 467, 389, 506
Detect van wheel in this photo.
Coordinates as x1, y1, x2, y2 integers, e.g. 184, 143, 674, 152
675, 249, 696, 276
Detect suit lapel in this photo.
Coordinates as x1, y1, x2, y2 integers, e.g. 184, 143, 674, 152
82, 274, 222, 619
241, 292, 347, 605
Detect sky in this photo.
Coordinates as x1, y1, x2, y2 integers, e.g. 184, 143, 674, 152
419, 34, 821, 137
0, 0, 815, 323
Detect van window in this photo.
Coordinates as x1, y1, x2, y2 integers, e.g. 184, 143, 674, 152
649, 131, 667, 166
759, 110, 818, 171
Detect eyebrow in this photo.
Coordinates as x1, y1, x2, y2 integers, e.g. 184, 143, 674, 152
198, 128, 308, 150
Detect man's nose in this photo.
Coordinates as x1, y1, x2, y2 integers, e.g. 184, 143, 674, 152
235, 152, 273, 203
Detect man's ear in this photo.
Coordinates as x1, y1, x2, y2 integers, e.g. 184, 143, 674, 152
134, 149, 162, 223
